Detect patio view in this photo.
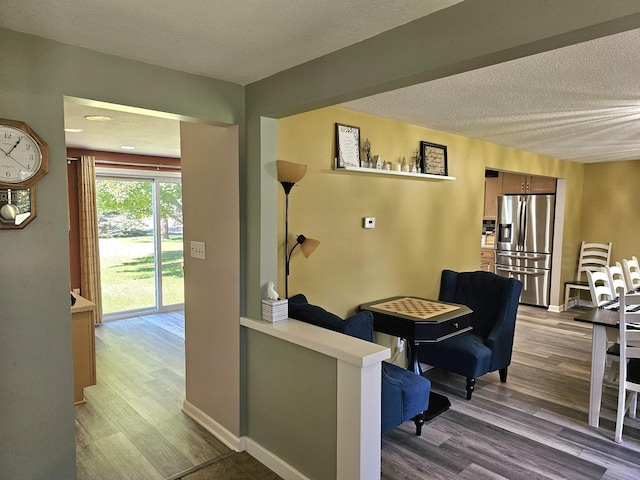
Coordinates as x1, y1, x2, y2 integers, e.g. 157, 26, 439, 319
97, 177, 184, 315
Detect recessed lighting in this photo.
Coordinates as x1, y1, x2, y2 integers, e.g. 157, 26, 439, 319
84, 115, 111, 122
120, 145, 136, 150
64, 128, 83, 133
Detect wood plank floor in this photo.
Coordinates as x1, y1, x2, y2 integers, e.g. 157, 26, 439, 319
75, 311, 281, 480
76, 306, 640, 479
382, 305, 640, 479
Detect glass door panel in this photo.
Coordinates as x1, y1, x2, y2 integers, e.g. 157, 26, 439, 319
97, 178, 156, 315
159, 181, 184, 307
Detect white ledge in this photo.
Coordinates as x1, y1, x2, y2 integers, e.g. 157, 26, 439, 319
335, 165, 455, 180
240, 316, 390, 367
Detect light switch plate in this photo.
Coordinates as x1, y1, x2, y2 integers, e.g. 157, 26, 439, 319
363, 217, 376, 229
190, 241, 206, 259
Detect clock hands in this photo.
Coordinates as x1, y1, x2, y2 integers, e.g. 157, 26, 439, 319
0, 144, 29, 170
6, 136, 21, 155
1, 135, 30, 171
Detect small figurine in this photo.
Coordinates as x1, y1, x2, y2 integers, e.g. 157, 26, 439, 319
267, 282, 279, 300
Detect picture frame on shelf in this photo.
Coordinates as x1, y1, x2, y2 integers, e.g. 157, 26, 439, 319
420, 141, 448, 176
335, 123, 361, 168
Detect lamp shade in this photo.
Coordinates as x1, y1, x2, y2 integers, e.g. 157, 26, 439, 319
299, 236, 320, 258
277, 160, 307, 184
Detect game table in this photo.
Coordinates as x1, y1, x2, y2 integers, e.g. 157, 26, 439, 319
360, 296, 473, 375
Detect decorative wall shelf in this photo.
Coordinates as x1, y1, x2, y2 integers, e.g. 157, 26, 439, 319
335, 165, 455, 181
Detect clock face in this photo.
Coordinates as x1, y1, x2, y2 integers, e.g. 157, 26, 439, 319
0, 125, 43, 184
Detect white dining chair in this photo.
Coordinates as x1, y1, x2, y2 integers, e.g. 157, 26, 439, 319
614, 291, 640, 443
587, 269, 615, 307
587, 269, 621, 384
565, 241, 612, 310
605, 262, 627, 298
623, 256, 640, 292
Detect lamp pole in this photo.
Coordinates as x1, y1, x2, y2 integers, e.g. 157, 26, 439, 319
281, 182, 294, 298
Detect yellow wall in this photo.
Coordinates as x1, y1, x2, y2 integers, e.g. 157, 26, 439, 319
581, 160, 640, 264
278, 106, 585, 316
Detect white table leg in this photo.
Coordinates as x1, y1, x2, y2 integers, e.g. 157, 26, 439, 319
589, 324, 608, 428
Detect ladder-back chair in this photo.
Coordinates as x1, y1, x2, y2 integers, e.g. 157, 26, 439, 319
606, 262, 627, 298
614, 291, 640, 443
623, 256, 640, 292
564, 241, 612, 310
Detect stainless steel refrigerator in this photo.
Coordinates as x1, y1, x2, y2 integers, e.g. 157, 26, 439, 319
495, 194, 555, 307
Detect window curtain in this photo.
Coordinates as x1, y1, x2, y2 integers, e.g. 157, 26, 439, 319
77, 155, 103, 323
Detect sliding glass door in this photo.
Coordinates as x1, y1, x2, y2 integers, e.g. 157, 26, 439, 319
97, 172, 183, 318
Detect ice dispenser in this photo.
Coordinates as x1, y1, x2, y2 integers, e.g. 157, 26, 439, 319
498, 223, 512, 243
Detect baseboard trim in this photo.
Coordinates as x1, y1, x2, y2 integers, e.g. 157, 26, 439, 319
182, 400, 309, 480
244, 438, 310, 480
548, 304, 562, 313
182, 400, 244, 452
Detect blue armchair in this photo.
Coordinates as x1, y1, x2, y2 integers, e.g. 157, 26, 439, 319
288, 294, 431, 435
417, 270, 523, 400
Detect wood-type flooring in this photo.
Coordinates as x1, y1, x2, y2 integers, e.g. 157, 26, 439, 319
74, 311, 281, 480
76, 306, 640, 479
383, 305, 640, 479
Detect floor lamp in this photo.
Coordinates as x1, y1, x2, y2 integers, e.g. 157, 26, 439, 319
277, 160, 320, 298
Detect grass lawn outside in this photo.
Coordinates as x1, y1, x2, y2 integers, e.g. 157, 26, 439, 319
99, 235, 184, 314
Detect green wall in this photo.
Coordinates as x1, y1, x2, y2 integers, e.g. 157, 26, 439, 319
245, 330, 337, 480
0, 27, 243, 479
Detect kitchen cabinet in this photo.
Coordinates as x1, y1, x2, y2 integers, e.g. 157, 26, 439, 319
501, 172, 556, 194
71, 293, 96, 405
480, 248, 495, 272
483, 174, 502, 220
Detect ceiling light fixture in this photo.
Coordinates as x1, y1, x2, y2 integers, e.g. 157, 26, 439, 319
64, 128, 83, 133
120, 145, 136, 150
84, 115, 111, 122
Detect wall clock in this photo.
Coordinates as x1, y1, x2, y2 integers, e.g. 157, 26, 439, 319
0, 119, 49, 229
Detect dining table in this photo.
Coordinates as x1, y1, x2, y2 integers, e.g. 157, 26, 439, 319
573, 306, 619, 428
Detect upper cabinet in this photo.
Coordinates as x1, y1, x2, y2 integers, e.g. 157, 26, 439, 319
501, 172, 556, 194
483, 171, 556, 220
483, 174, 502, 220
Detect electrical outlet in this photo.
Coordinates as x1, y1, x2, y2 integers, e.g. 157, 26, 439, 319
190, 241, 206, 259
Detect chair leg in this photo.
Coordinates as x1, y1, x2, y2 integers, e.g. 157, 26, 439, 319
466, 377, 475, 400
413, 412, 424, 436
499, 367, 508, 383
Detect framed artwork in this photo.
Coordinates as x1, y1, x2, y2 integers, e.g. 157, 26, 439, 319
335, 123, 361, 168
420, 141, 448, 176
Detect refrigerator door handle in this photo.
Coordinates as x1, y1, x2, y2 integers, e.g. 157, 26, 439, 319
496, 266, 546, 276
520, 197, 527, 248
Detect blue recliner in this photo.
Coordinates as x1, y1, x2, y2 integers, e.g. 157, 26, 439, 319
288, 294, 431, 435
417, 270, 523, 400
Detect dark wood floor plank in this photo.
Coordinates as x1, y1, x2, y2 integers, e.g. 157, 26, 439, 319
382, 305, 640, 479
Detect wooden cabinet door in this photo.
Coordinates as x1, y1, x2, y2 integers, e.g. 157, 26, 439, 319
501, 172, 526, 194
483, 175, 502, 220
502, 172, 556, 194
527, 175, 556, 193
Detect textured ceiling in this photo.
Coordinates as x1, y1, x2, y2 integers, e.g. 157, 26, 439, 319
3, 0, 640, 163
341, 27, 640, 163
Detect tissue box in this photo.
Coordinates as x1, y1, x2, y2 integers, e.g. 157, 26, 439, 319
261, 299, 288, 323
